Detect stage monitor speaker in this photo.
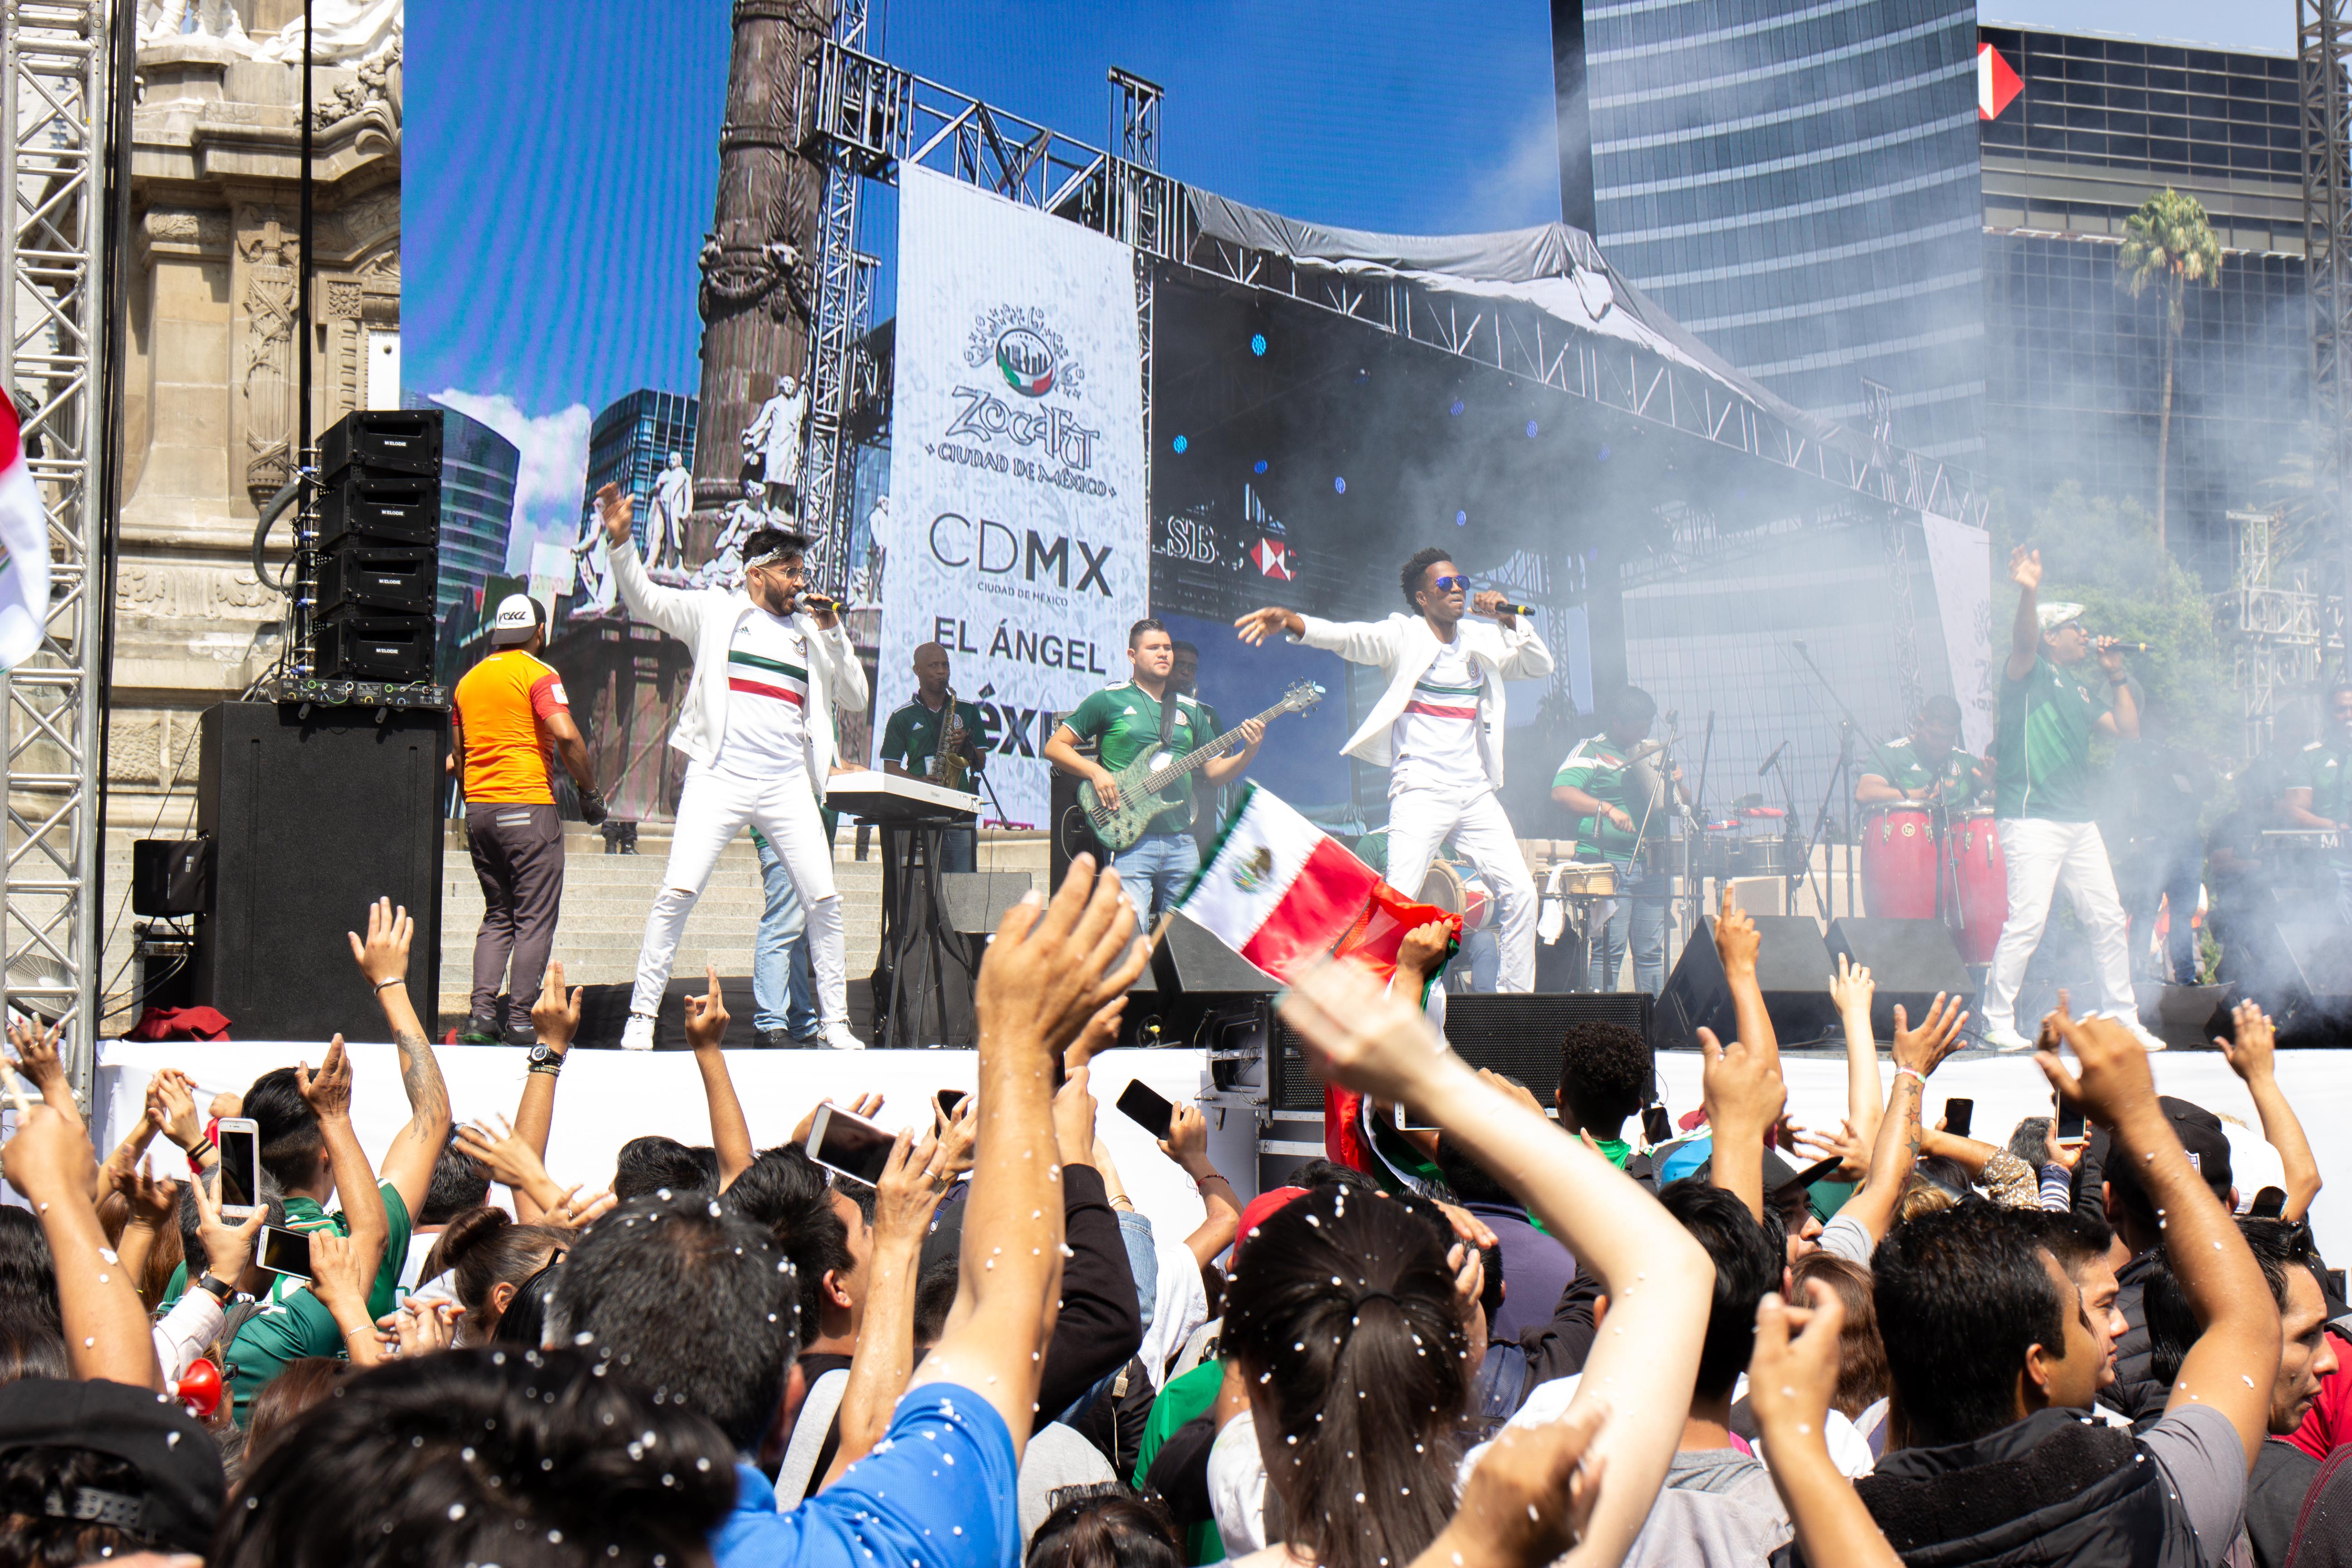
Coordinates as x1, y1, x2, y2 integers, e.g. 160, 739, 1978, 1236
316, 542, 436, 617
318, 473, 440, 551
1823, 917, 1975, 1039
320, 408, 442, 481
131, 838, 210, 916
314, 612, 434, 682
1656, 914, 1836, 1050
1048, 725, 1100, 892
2272, 923, 2352, 1043
938, 870, 1034, 935
193, 701, 445, 1039
1272, 991, 1654, 1113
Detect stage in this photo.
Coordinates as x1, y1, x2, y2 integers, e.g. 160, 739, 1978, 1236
92, 1038, 2352, 1263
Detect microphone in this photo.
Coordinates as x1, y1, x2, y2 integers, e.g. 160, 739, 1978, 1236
800, 592, 844, 613
1757, 740, 1789, 776
2102, 639, 2151, 653
1488, 600, 1537, 618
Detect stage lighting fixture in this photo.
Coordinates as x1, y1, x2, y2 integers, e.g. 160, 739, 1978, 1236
1250, 333, 1267, 356
1526, 420, 1540, 438
1455, 510, 1468, 527
1254, 460, 1268, 474
1172, 434, 1189, 453
1449, 399, 1465, 416
1333, 476, 1347, 495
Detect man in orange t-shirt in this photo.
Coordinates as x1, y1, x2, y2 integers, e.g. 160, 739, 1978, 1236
449, 594, 603, 1044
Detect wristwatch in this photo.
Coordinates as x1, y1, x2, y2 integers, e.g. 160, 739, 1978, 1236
527, 1042, 567, 1076
196, 1272, 235, 1304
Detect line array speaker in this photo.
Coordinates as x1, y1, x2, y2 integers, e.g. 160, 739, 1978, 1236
315, 410, 441, 682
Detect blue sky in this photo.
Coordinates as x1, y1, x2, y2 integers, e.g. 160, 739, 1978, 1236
406, 0, 2297, 562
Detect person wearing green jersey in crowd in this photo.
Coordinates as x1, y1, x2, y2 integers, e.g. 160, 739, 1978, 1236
876, 641, 988, 871
2282, 680, 2352, 923
1980, 545, 2163, 1054
1552, 686, 1681, 995
1855, 693, 1988, 808
1046, 618, 1263, 919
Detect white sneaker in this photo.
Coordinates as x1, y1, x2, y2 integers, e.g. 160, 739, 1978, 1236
2104, 1012, 2169, 1052
818, 1022, 867, 1051
621, 1013, 657, 1052
1979, 1023, 2036, 1053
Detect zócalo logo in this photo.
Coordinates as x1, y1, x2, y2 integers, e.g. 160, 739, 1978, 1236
964, 304, 1086, 402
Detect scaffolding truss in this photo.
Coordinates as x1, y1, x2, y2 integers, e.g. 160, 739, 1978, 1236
2, 0, 108, 1081
794, 0, 873, 592
2303, 0, 2352, 649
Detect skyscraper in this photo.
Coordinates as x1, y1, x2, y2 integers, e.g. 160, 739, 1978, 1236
579, 388, 699, 556
404, 393, 519, 626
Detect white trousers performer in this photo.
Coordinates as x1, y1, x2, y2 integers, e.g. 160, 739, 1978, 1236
631, 761, 846, 1027
1382, 785, 1537, 992
1981, 817, 2136, 1033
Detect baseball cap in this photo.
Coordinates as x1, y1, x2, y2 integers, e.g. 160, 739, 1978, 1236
0, 1377, 225, 1553
2037, 601, 2087, 632
2097, 1095, 2233, 1204
1235, 1186, 1309, 1259
490, 592, 545, 647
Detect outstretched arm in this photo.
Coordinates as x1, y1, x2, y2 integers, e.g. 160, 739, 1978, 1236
2218, 1000, 2321, 1221
350, 899, 450, 1221
1716, 891, 1777, 1073
301, 1038, 388, 1272
513, 960, 581, 1171
1750, 1286, 1904, 1568
1829, 956, 1882, 1148
1162, 1101, 1243, 1269
5, 1019, 80, 1131
1703, 1024, 1784, 1224
1, 1107, 162, 1389
2006, 546, 2042, 682
682, 965, 754, 1189
598, 485, 701, 642
1831, 995, 1966, 1250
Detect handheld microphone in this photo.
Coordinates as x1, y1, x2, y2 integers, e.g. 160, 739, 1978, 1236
800, 592, 844, 613
1757, 740, 1789, 776
1490, 600, 1537, 618
2103, 639, 2152, 653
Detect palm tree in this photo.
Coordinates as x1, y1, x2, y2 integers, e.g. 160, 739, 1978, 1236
2118, 188, 2223, 565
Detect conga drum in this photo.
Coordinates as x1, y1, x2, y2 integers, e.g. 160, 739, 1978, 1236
1942, 808, 2008, 965
1859, 803, 1938, 919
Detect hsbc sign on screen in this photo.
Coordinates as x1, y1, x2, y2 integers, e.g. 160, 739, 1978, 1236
1979, 43, 2022, 120
884, 165, 1148, 828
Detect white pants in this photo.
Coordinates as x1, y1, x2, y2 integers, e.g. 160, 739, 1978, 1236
1982, 817, 2136, 1032
1383, 785, 1537, 992
630, 761, 846, 1026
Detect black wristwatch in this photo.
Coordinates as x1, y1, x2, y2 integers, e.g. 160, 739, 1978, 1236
196, 1272, 235, 1304
527, 1042, 567, 1076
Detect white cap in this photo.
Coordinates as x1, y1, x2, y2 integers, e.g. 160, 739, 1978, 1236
490, 593, 544, 647
2037, 600, 2086, 633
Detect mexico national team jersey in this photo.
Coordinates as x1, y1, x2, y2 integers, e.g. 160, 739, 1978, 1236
1994, 655, 2109, 823
1388, 636, 1484, 794
1062, 683, 1217, 836
1868, 737, 1987, 803
2288, 737, 2352, 861
714, 609, 809, 778
1552, 737, 1643, 864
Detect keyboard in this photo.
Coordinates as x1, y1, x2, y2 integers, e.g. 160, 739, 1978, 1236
824, 769, 980, 823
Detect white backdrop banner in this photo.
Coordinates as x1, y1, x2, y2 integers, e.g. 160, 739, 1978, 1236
1922, 511, 1995, 755
882, 165, 1148, 828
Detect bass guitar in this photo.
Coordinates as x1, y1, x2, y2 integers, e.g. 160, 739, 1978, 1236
1080, 678, 1324, 852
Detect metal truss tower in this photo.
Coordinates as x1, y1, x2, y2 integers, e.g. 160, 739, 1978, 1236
2303, 0, 2352, 657
796, 0, 874, 592
2, 0, 110, 1083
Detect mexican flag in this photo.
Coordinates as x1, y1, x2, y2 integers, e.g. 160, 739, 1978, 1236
0, 393, 46, 670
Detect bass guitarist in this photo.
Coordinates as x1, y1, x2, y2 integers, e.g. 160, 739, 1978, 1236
1045, 617, 1264, 918
1235, 548, 1553, 991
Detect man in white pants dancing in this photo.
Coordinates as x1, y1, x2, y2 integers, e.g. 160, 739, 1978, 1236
1980, 544, 2162, 1052
598, 482, 869, 1051
1235, 547, 1553, 990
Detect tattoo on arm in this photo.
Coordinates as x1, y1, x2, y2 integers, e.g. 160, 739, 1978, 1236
396, 1027, 450, 1120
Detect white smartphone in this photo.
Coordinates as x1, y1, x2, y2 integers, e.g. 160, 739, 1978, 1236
806, 1103, 896, 1187
215, 1116, 262, 1221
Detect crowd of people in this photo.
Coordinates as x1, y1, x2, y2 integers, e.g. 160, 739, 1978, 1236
0, 861, 2343, 1568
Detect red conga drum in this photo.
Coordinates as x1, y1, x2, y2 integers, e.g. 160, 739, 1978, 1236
1942, 808, 2008, 965
1859, 803, 1938, 918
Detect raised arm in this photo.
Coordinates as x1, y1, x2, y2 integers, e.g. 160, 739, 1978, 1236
300, 1038, 388, 1273
1162, 1101, 1242, 1269
1715, 892, 1778, 1074
682, 964, 754, 1189
1702, 1025, 1784, 1225
2006, 546, 2042, 682
909, 855, 1151, 1455
2217, 1000, 2321, 1221
5, 1019, 81, 1130
513, 960, 582, 1171
349, 898, 451, 1221
597, 485, 701, 643
1281, 611, 1396, 667
2, 1107, 163, 1389
822, 1118, 955, 1486
1828, 956, 1881, 1148
1749, 1285, 1904, 1568
1829, 995, 1966, 1250
2042, 1010, 2276, 1468
1279, 957, 1714, 1568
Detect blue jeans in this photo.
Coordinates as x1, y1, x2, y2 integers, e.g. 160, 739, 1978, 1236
755, 835, 818, 1038
1588, 865, 1667, 995
1112, 832, 1199, 922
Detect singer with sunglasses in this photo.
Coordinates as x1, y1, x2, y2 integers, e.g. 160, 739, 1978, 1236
1235, 547, 1553, 990
595, 483, 871, 1052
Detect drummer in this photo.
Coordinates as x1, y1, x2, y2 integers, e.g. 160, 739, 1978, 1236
1854, 695, 1988, 808
1553, 685, 1681, 995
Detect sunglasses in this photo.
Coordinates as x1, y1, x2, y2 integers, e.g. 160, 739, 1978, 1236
1428, 574, 1470, 593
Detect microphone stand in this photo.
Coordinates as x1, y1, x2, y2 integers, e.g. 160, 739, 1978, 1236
1791, 722, 1852, 920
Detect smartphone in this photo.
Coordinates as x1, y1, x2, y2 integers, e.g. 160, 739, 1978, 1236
1943, 1098, 1975, 1140
1391, 1101, 1436, 1133
807, 1104, 897, 1187
1116, 1080, 1175, 1142
2055, 1094, 2087, 1145
215, 1117, 261, 1221
935, 1088, 968, 1123
1642, 1104, 1673, 1147
257, 1224, 312, 1284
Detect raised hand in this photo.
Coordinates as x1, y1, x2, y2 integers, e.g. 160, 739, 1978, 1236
1714, 889, 1760, 977
1700, 1026, 1785, 1146
1064, 994, 1127, 1073
454, 1113, 553, 1196
1395, 919, 1454, 990
6, 1017, 68, 1099
791, 1092, 884, 1151
1789, 1118, 1868, 1181
597, 482, 636, 547
1159, 1099, 1211, 1172
191, 1167, 264, 1285
935, 1093, 980, 1184
148, 1069, 205, 1154
2217, 999, 2277, 1082
1417, 1402, 1607, 1568
2009, 544, 2042, 592
346, 897, 413, 988
683, 963, 729, 1052
1828, 954, 1874, 1019
974, 855, 1149, 1058
539, 1185, 619, 1232
1232, 606, 1298, 647
1448, 1239, 1489, 1372
1051, 1064, 1098, 1169
872, 1127, 951, 1249
124, 1157, 180, 1231
531, 959, 584, 1051
2035, 1012, 2157, 1133
1890, 993, 1969, 1077
1748, 1280, 1845, 1447
1, 1104, 95, 1205
295, 1037, 354, 1121
1277, 954, 1453, 1110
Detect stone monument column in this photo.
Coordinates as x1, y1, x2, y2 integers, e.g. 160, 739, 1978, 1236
691, 0, 834, 524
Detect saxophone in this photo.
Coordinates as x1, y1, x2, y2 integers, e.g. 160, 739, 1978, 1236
929, 688, 971, 793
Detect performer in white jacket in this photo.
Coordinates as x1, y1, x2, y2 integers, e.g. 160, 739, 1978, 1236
597, 482, 871, 1050
1235, 547, 1554, 990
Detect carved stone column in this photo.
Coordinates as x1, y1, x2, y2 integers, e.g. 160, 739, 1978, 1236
690, 0, 833, 515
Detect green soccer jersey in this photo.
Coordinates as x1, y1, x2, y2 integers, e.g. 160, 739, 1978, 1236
1553, 736, 1644, 864
1994, 655, 2112, 823
1866, 737, 1987, 803
877, 694, 987, 777
2287, 736, 2352, 859
1062, 682, 1220, 837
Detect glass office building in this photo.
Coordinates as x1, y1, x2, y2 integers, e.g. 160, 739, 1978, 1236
579, 388, 699, 559
1979, 25, 2309, 582
1579, 0, 1988, 459
402, 393, 519, 627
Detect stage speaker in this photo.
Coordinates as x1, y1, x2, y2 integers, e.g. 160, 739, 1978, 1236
320, 408, 443, 480
2271, 923, 2352, 1044
1656, 914, 1836, 1051
314, 613, 434, 682
574, 975, 757, 1050
1048, 726, 1102, 892
318, 473, 439, 551
938, 870, 1034, 935
192, 701, 446, 1040
316, 542, 436, 617
1114, 912, 1277, 1049
131, 838, 210, 916
1271, 991, 1653, 1112
1823, 918, 1975, 1039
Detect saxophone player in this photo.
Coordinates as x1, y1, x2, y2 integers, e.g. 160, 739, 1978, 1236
877, 642, 987, 873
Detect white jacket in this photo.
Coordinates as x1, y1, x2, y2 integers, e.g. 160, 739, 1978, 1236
1291, 611, 1553, 789
608, 537, 868, 778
